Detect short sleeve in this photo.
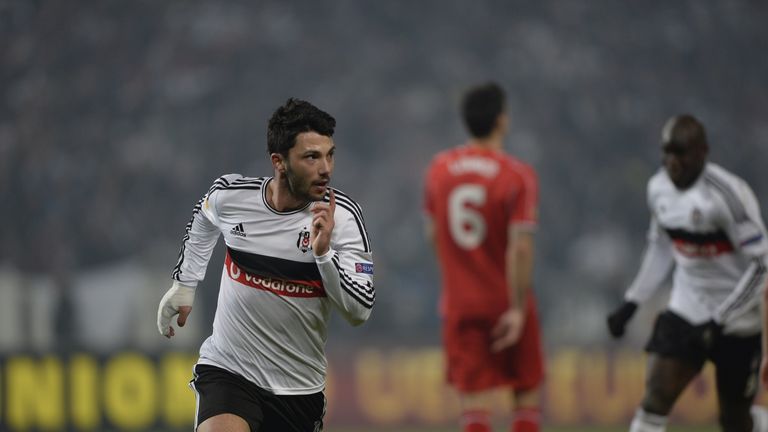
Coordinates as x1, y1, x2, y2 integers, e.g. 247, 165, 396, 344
509, 165, 538, 227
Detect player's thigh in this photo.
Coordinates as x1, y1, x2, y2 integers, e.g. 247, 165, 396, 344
507, 295, 545, 392
442, 315, 498, 392
259, 391, 326, 432
190, 364, 264, 432
643, 354, 700, 407
712, 333, 761, 430
443, 299, 544, 395
642, 312, 706, 413
198, 413, 250, 432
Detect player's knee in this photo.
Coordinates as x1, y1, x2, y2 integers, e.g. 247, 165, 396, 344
640, 381, 679, 415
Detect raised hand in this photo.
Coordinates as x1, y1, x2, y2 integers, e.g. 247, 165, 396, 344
310, 189, 336, 256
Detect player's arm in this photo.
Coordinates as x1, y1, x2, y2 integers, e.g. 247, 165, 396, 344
157, 176, 227, 338
714, 258, 767, 327
491, 166, 538, 352
508, 226, 535, 308
607, 216, 675, 338
713, 181, 768, 328
313, 190, 375, 326
491, 225, 535, 352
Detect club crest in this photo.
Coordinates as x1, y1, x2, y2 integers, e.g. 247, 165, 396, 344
297, 227, 311, 253
691, 207, 702, 226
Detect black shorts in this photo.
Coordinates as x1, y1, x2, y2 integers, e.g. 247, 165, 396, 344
645, 310, 761, 401
190, 364, 325, 432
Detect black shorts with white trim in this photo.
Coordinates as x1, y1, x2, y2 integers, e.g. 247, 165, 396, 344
190, 364, 325, 432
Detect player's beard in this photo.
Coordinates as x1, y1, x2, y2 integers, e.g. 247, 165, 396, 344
284, 162, 321, 203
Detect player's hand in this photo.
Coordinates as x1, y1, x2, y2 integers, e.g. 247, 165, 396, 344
606, 301, 638, 338
491, 307, 525, 352
311, 189, 336, 256
157, 281, 195, 338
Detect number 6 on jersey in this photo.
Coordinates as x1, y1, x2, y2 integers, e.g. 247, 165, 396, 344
448, 184, 487, 249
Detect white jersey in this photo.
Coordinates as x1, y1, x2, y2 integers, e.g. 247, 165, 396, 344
172, 175, 374, 394
626, 163, 768, 335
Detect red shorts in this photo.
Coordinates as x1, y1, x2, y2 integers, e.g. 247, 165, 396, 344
442, 295, 544, 393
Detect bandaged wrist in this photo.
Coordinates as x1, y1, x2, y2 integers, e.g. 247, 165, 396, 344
165, 281, 196, 307
313, 247, 335, 263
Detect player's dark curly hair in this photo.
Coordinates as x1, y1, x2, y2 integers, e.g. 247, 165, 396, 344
461, 82, 506, 138
267, 98, 336, 156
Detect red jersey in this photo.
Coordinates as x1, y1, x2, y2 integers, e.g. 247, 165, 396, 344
424, 145, 538, 318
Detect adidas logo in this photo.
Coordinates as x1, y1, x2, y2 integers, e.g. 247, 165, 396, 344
230, 223, 247, 237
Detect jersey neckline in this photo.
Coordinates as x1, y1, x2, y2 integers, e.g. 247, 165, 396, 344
261, 177, 312, 215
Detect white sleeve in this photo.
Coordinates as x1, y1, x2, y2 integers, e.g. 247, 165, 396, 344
714, 257, 768, 325
714, 179, 768, 323
171, 178, 226, 287
314, 204, 374, 326
625, 217, 675, 303
721, 179, 768, 258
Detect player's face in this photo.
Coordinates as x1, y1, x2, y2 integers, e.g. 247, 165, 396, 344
284, 132, 335, 202
661, 139, 706, 190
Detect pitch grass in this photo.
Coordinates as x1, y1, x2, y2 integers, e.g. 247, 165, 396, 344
332, 426, 718, 432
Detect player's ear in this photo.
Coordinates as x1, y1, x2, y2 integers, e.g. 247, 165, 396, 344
271, 153, 286, 174
496, 112, 509, 133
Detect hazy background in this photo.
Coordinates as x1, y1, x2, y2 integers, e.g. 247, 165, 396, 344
2, 0, 768, 429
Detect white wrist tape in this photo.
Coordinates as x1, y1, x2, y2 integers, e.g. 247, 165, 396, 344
157, 281, 196, 336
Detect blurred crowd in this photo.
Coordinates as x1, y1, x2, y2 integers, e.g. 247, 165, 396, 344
2, 0, 768, 352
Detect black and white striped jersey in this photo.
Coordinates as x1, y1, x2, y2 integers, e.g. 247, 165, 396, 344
172, 174, 374, 394
626, 163, 767, 335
